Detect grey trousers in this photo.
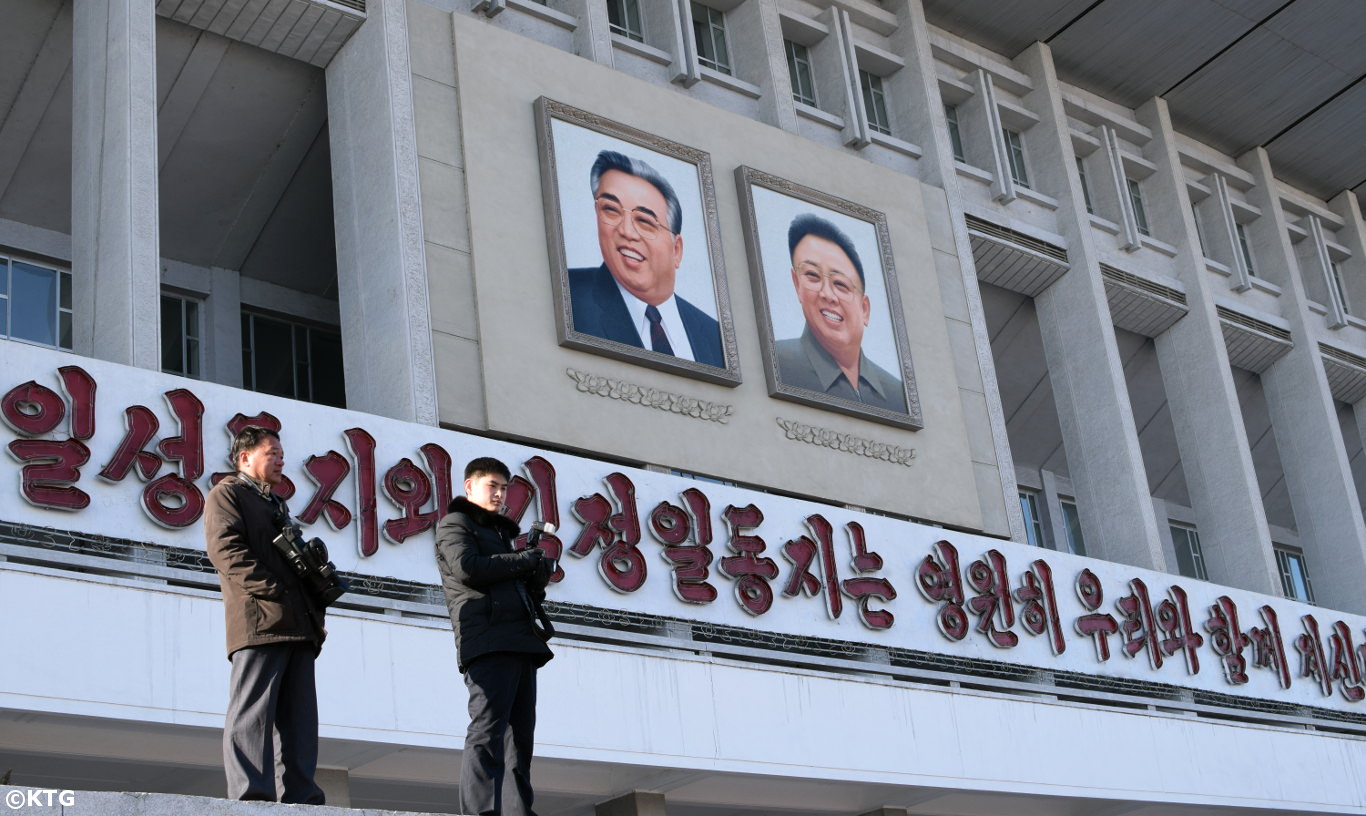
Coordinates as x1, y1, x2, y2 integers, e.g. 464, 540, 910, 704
461, 652, 539, 816
223, 643, 325, 804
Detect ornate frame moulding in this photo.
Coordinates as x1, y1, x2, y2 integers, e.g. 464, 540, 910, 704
775, 417, 916, 466
567, 368, 734, 423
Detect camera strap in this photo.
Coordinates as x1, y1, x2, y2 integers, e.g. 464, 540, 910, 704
515, 580, 556, 642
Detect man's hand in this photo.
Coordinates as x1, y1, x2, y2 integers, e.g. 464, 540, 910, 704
516, 547, 546, 572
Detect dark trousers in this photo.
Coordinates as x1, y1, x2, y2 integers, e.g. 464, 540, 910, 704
223, 643, 325, 804
461, 652, 539, 816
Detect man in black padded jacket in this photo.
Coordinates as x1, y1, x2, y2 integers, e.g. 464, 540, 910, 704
435, 457, 553, 816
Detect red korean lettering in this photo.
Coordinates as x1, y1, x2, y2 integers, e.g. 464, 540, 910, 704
1, 381, 65, 435
345, 428, 379, 557
383, 457, 434, 543
3, 371, 94, 512
1248, 605, 1292, 689
7, 438, 91, 510
98, 406, 161, 482
1117, 578, 1163, 669
1297, 614, 1333, 697
839, 521, 895, 630
916, 540, 968, 641
781, 514, 842, 619
1014, 559, 1064, 654
1328, 621, 1365, 702
382, 443, 455, 545
647, 487, 717, 604
58, 366, 96, 440
570, 472, 645, 592
1074, 568, 1118, 661
297, 451, 352, 529
143, 472, 204, 528
1155, 584, 1202, 675
718, 503, 777, 615
505, 455, 563, 583
966, 549, 1017, 648
141, 389, 206, 528
1205, 596, 1250, 685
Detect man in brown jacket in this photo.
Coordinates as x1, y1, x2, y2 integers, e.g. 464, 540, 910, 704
204, 426, 327, 804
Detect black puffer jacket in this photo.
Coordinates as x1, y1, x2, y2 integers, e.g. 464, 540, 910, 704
434, 496, 554, 672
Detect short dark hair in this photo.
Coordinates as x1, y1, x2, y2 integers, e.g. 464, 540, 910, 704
589, 150, 683, 235
788, 213, 865, 287
230, 426, 280, 467
464, 456, 511, 482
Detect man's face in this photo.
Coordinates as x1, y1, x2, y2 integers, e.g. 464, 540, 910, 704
594, 169, 683, 306
465, 473, 509, 514
239, 436, 285, 487
790, 234, 870, 363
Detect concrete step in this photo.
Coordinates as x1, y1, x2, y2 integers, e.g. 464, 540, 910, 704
0, 787, 459, 815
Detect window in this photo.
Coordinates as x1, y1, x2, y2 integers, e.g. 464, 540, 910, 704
1, 255, 72, 350
1236, 222, 1256, 276
1019, 491, 1045, 548
1076, 157, 1093, 215
785, 40, 817, 107
1059, 499, 1086, 556
1275, 546, 1315, 603
241, 312, 346, 408
1127, 178, 1149, 236
945, 105, 965, 162
1170, 523, 1207, 580
1331, 261, 1349, 315
860, 70, 891, 136
1003, 129, 1029, 188
691, 2, 730, 75
161, 294, 201, 379
607, 0, 644, 41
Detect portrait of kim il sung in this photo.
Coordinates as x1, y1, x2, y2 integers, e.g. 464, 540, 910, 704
536, 98, 740, 385
737, 166, 922, 429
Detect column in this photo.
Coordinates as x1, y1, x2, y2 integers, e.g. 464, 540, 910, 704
1134, 98, 1279, 593
327, 0, 439, 425
71, 0, 161, 369
1012, 43, 1165, 570
1241, 147, 1366, 614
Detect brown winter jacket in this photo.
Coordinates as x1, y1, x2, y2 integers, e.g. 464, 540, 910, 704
204, 473, 326, 659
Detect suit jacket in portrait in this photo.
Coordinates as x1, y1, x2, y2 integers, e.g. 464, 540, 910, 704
775, 327, 907, 414
568, 264, 724, 367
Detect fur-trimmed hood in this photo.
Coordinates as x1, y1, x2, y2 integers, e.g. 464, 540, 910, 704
446, 495, 521, 539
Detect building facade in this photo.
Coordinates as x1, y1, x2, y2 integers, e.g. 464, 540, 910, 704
1, 0, 1365, 813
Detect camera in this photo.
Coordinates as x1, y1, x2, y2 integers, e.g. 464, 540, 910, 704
272, 511, 349, 607
527, 520, 558, 577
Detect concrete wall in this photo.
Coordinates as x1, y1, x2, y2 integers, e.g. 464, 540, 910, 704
5, 561, 1366, 812
414, 8, 992, 530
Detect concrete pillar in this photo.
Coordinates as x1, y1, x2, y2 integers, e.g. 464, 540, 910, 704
1239, 147, 1366, 613
727, 0, 797, 131
596, 790, 668, 816
315, 767, 351, 807
327, 0, 439, 425
880, 0, 1023, 541
205, 266, 243, 388
1134, 98, 1279, 594
71, 0, 161, 369
1012, 43, 1165, 570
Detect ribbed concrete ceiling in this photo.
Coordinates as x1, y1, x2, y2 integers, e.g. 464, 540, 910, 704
922, 0, 1366, 207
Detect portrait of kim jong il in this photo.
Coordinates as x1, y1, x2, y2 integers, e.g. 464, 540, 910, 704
738, 166, 920, 429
